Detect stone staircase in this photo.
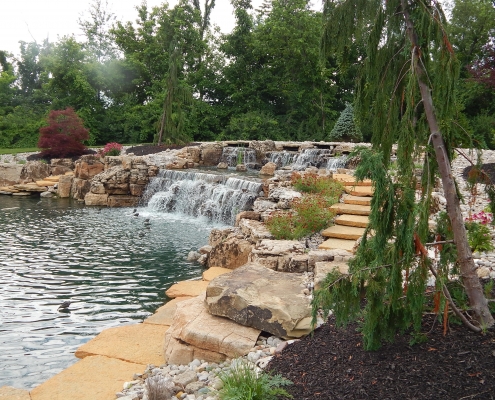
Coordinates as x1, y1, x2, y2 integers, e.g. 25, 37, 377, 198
319, 174, 373, 252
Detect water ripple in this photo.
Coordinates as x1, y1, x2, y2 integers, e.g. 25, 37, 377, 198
0, 196, 215, 389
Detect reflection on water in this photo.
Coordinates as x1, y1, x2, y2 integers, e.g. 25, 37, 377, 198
0, 196, 214, 389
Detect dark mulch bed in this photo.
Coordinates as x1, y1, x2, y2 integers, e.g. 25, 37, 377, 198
269, 315, 495, 400
462, 163, 495, 184
127, 143, 201, 156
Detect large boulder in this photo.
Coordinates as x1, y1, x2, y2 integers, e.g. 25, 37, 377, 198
260, 162, 277, 176
238, 219, 273, 241
164, 293, 260, 364
207, 235, 252, 270
50, 158, 74, 176
71, 178, 91, 200
74, 156, 104, 180
0, 163, 23, 186
20, 161, 50, 182
249, 239, 306, 271
206, 263, 312, 338
84, 193, 109, 206
200, 143, 223, 166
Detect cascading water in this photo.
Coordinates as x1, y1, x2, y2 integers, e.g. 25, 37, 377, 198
267, 151, 298, 168
326, 155, 348, 171
142, 170, 263, 225
218, 147, 257, 168
292, 149, 333, 170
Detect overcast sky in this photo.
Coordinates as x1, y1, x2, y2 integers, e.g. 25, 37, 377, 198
0, 0, 322, 57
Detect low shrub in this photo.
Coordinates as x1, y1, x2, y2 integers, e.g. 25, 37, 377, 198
291, 172, 343, 199
99, 142, 123, 157
218, 360, 293, 400
266, 194, 336, 240
465, 221, 494, 253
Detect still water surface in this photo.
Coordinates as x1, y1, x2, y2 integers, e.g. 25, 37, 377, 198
0, 196, 215, 389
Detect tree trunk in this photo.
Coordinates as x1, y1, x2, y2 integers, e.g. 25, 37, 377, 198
402, 1, 494, 328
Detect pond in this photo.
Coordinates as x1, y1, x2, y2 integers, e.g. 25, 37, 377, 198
0, 196, 216, 389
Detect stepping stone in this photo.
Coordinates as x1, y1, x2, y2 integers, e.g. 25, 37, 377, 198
314, 262, 349, 289
75, 323, 166, 366
30, 355, 143, 400
203, 267, 232, 281
36, 180, 54, 187
344, 186, 374, 197
0, 386, 30, 400
335, 214, 369, 228
44, 175, 61, 182
144, 296, 192, 326
333, 174, 372, 186
165, 280, 209, 298
319, 238, 356, 252
330, 203, 371, 216
343, 194, 371, 206
321, 225, 366, 240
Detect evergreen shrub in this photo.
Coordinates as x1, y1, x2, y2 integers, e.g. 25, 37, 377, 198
328, 103, 362, 142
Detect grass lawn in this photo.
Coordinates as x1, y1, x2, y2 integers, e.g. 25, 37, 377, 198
0, 148, 39, 155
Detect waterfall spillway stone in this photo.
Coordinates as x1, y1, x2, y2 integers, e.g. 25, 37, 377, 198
326, 155, 348, 171
142, 170, 263, 225
292, 149, 333, 170
267, 151, 298, 168
219, 147, 257, 168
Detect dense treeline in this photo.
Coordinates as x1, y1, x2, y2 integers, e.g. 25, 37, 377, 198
0, 0, 494, 148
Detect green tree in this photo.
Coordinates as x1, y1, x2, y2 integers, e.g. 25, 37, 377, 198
328, 103, 362, 142
313, 0, 494, 350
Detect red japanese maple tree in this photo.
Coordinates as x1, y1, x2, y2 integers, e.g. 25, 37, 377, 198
38, 108, 89, 158
469, 44, 495, 89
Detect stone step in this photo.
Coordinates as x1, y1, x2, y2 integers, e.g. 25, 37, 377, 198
344, 186, 374, 196
335, 214, 369, 228
0, 386, 30, 399
318, 238, 356, 252
75, 323, 166, 366
144, 296, 192, 326
165, 280, 209, 298
321, 225, 366, 240
36, 180, 54, 187
203, 267, 232, 281
44, 175, 61, 182
343, 194, 371, 206
333, 174, 372, 186
30, 355, 143, 400
330, 203, 371, 216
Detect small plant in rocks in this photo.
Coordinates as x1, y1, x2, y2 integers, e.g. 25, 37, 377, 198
291, 172, 343, 199
217, 359, 292, 400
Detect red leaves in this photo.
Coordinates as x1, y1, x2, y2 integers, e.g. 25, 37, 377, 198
38, 108, 89, 158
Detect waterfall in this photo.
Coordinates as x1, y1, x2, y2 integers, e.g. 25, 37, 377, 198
141, 170, 262, 225
292, 149, 333, 170
219, 147, 257, 168
326, 155, 348, 171
267, 151, 298, 168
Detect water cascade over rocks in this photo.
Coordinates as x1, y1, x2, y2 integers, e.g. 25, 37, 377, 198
142, 170, 263, 225
218, 147, 257, 168
292, 148, 333, 170
326, 155, 348, 171
266, 151, 298, 168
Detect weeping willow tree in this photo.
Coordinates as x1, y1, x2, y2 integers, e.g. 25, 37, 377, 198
313, 0, 494, 350
156, 40, 193, 146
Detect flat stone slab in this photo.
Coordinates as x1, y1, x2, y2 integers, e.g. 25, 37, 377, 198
343, 194, 371, 206
36, 180, 55, 187
344, 186, 374, 196
332, 174, 372, 186
321, 225, 366, 240
0, 186, 19, 193
319, 238, 356, 252
144, 297, 192, 326
30, 355, 143, 400
0, 386, 30, 399
44, 175, 61, 182
206, 263, 312, 338
330, 203, 371, 216
164, 293, 260, 364
203, 267, 232, 281
12, 192, 33, 196
335, 214, 369, 228
13, 184, 46, 192
166, 280, 209, 298
314, 262, 349, 290
75, 324, 166, 366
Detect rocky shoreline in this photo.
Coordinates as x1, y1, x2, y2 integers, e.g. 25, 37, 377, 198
1, 142, 495, 400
